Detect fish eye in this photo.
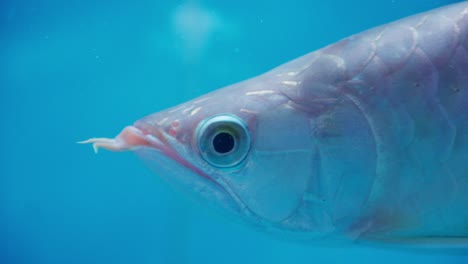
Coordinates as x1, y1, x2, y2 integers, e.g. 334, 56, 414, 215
195, 114, 250, 168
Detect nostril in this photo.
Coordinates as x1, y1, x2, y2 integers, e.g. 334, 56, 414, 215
169, 127, 178, 137
169, 120, 180, 137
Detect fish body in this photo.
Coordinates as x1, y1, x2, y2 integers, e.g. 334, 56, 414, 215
82, 2, 468, 245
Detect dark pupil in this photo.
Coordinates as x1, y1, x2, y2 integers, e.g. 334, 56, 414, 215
212, 132, 235, 154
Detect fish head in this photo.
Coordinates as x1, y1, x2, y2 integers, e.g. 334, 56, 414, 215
82, 74, 325, 235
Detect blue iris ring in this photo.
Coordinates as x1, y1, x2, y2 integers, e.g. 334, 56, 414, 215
194, 114, 251, 168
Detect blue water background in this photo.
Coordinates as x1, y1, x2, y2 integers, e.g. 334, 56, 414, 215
2, 0, 467, 263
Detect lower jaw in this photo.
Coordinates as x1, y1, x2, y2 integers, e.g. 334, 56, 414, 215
133, 147, 242, 217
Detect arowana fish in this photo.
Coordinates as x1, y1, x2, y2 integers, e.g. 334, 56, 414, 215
81, 1, 468, 245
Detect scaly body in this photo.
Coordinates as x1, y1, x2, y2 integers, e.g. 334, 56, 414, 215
82, 2, 468, 245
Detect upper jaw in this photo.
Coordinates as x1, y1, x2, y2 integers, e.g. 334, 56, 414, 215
79, 125, 182, 156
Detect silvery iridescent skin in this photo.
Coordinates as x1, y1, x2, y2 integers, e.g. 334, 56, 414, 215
82, 2, 468, 244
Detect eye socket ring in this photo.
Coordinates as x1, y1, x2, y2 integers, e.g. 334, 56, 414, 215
194, 114, 251, 168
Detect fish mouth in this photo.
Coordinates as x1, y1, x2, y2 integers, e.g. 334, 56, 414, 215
130, 125, 246, 216
137, 126, 214, 183
81, 125, 248, 219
